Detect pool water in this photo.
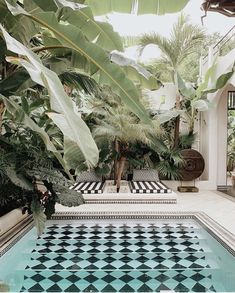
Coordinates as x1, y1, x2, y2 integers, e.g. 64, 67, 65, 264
1, 219, 235, 292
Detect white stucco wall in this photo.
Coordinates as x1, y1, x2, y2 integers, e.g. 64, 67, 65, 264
217, 88, 229, 186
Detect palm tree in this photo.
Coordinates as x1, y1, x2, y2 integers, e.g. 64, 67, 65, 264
90, 92, 161, 192
139, 14, 205, 147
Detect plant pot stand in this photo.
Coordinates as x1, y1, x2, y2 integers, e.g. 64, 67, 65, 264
177, 184, 198, 192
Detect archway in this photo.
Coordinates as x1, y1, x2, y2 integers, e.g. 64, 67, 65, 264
216, 84, 235, 194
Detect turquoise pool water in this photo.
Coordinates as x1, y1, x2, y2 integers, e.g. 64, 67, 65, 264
1, 219, 235, 292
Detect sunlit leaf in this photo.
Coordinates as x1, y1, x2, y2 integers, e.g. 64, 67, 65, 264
3, 0, 151, 124
31, 198, 47, 236
191, 99, 209, 111
84, 0, 189, 16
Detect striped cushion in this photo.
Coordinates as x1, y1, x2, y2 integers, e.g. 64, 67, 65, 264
70, 181, 105, 194
129, 181, 171, 194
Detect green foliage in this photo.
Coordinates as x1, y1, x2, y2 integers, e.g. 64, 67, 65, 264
148, 144, 184, 180
55, 185, 84, 207
85, 0, 189, 16
1, 27, 99, 170
0, 182, 27, 216
227, 110, 235, 172
2, 0, 152, 124
178, 133, 196, 149
139, 14, 205, 81
31, 197, 47, 236
94, 139, 113, 177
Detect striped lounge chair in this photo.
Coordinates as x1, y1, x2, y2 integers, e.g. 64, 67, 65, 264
129, 169, 172, 194
70, 171, 105, 194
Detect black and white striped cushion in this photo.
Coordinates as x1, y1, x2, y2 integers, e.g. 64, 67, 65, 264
129, 181, 172, 194
70, 181, 105, 194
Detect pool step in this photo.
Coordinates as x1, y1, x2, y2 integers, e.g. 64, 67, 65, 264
21, 251, 219, 271
18, 268, 226, 292
44, 223, 201, 232
26, 239, 212, 255
38, 230, 206, 241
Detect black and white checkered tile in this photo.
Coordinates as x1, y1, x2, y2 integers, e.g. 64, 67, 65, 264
129, 181, 172, 193
19, 223, 225, 292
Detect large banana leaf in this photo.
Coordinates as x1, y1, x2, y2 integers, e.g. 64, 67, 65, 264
110, 51, 162, 90
198, 48, 235, 95
55, 0, 123, 51
84, 0, 189, 15
29, 0, 123, 51
3, 0, 152, 124
0, 0, 38, 44
0, 26, 99, 169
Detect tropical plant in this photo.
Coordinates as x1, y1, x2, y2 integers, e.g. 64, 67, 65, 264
139, 14, 205, 147
0, 107, 85, 234
0, 0, 163, 233
227, 110, 235, 172
85, 90, 160, 191
84, 0, 189, 16
0, 0, 157, 123
0, 0, 165, 176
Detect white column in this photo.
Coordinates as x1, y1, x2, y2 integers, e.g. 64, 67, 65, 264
207, 98, 218, 189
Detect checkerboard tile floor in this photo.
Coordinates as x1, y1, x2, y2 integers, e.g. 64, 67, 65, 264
19, 223, 226, 292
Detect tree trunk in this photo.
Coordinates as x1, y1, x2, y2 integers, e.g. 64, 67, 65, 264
113, 139, 119, 185
173, 94, 181, 148
0, 100, 5, 135
116, 156, 126, 193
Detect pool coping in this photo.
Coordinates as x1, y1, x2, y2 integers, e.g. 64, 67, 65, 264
0, 215, 33, 257
1, 211, 235, 257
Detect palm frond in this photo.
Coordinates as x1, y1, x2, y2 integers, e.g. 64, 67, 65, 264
122, 36, 141, 48
138, 14, 205, 73
59, 71, 100, 95
157, 160, 182, 180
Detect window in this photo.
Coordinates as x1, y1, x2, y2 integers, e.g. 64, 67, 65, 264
228, 91, 235, 110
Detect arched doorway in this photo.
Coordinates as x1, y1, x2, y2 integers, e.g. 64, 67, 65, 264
217, 84, 235, 195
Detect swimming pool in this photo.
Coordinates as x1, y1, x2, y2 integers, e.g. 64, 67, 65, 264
1, 217, 235, 292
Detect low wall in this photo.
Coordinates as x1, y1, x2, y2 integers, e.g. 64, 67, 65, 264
0, 208, 27, 237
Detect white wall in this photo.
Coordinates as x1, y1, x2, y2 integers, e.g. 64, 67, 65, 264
199, 84, 235, 189
217, 89, 228, 186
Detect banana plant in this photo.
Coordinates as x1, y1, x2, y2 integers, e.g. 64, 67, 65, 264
2, 0, 153, 123
0, 25, 99, 169
177, 50, 235, 134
